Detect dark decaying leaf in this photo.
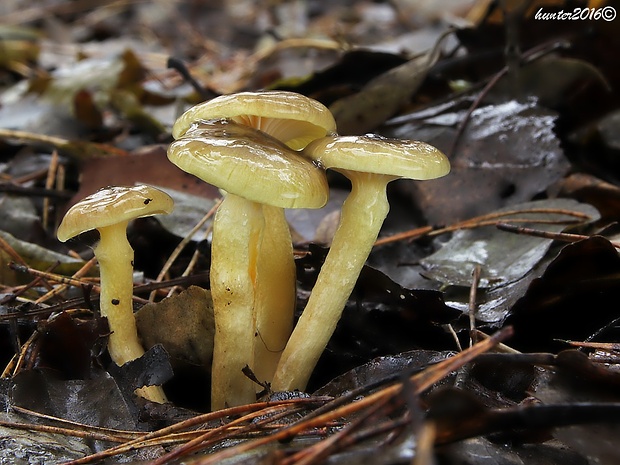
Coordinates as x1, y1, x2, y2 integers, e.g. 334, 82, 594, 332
274, 49, 407, 103
110, 344, 174, 393
435, 435, 589, 465
553, 172, 620, 224
314, 349, 456, 397
534, 351, 620, 465
297, 245, 461, 389
507, 236, 620, 352
328, 31, 450, 135
488, 56, 611, 109
386, 98, 570, 225
36, 311, 108, 379
10, 369, 139, 431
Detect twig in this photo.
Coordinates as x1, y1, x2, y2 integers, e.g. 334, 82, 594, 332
149, 199, 220, 302
60, 397, 331, 465
11, 406, 139, 441
34, 257, 97, 305
374, 207, 592, 247
468, 264, 482, 347
189, 327, 513, 465
0, 273, 210, 321
496, 223, 620, 248
42, 150, 60, 229
0, 128, 128, 159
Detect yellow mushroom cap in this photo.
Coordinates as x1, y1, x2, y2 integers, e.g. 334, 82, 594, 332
57, 185, 174, 242
304, 134, 451, 180
167, 119, 329, 209
171, 91, 337, 150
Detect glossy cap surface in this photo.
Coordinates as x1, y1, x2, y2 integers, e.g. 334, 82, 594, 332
304, 134, 451, 180
172, 91, 337, 150
168, 119, 329, 209
57, 185, 174, 242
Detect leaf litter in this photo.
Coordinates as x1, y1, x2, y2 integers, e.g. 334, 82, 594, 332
0, 0, 620, 464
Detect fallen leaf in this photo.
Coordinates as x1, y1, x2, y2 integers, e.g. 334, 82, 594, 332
507, 236, 620, 352
329, 31, 451, 135
386, 98, 571, 224
136, 286, 215, 370
420, 199, 600, 288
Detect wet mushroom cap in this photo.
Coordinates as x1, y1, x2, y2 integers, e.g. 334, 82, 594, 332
171, 91, 337, 150
305, 134, 451, 180
168, 119, 329, 209
57, 185, 174, 242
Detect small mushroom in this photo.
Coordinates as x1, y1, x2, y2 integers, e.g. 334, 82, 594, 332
171, 91, 335, 400
272, 134, 450, 391
57, 185, 174, 403
168, 119, 328, 409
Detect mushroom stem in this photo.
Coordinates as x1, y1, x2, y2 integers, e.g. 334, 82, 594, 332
95, 224, 168, 404
272, 172, 393, 391
253, 205, 296, 385
210, 193, 264, 409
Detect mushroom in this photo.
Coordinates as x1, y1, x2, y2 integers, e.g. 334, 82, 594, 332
167, 119, 328, 409
57, 185, 174, 403
171, 91, 336, 397
272, 134, 450, 391
172, 90, 336, 150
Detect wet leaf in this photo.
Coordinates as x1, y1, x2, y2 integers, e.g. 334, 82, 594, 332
297, 246, 460, 388
0, 230, 83, 286
329, 31, 450, 135
534, 351, 620, 465
314, 349, 455, 397
386, 98, 571, 224
507, 236, 620, 352
420, 199, 600, 288
136, 286, 215, 369
0, 195, 41, 241
37, 311, 108, 379
490, 56, 611, 108
10, 369, 139, 431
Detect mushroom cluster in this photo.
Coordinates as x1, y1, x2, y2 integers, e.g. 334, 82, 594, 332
168, 91, 336, 409
168, 90, 450, 406
57, 90, 450, 410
